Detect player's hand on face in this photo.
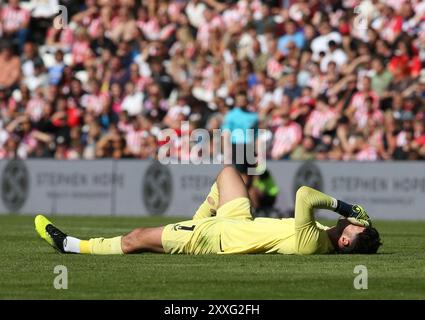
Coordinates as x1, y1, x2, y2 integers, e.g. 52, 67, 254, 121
347, 205, 372, 228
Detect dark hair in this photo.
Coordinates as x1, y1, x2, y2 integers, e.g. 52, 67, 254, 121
317, 94, 329, 104
340, 227, 382, 254
328, 40, 337, 47
236, 90, 247, 98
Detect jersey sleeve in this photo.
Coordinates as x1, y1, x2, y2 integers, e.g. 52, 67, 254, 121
294, 186, 336, 255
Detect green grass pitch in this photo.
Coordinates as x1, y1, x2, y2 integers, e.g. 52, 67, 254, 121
0, 215, 424, 299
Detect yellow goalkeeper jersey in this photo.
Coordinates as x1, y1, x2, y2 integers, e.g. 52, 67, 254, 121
162, 187, 337, 255
218, 217, 334, 255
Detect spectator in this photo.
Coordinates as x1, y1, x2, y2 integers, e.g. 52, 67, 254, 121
121, 82, 144, 117
311, 20, 342, 61
282, 72, 302, 101
371, 56, 393, 97
0, 0, 423, 162
221, 91, 259, 184
1, 0, 30, 50
21, 42, 44, 80
81, 79, 108, 116
270, 107, 302, 160
277, 20, 305, 55
351, 133, 379, 161
48, 50, 66, 85
5, 115, 52, 158
0, 41, 21, 90
304, 95, 337, 141
320, 40, 348, 73
290, 136, 316, 161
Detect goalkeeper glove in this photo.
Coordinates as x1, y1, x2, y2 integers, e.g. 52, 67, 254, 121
347, 204, 372, 228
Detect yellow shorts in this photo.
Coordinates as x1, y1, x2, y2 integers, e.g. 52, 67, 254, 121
162, 197, 252, 255
216, 197, 252, 220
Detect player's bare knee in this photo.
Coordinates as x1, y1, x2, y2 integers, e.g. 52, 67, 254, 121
217, 166, 239, 183
121, 234, 134, 253
122, 228, 145, 253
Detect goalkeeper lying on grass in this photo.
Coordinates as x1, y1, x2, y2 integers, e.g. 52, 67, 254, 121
35, 166, 382, 255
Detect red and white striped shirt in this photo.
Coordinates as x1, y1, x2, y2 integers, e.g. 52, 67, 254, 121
368, 129, 384, 149
126, 129, 148, 156
159, 24, 176, 41
1, 5, 30, 32
271, 121, 302, 159
197, 15, 223, 50
117, 120, 132, 134
396, 131, 410, 147
81, 93, 109, 116
222, 1, 250, 28
267, 59, 284, 80
380, 16, 403, 43
137, 18, 160, 41
350, 91, 381, 127
355, 109, 384, 129
306, 109, 337, 138
72, 40, 90, 65
87, 17, 102, 39
19, 131, 39, 158
26, 97, 45, 123
350, 92, 379, 111
355, 146, 378, 161
201, 65, 214, 92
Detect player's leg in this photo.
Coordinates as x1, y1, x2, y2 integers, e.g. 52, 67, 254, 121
174, 167, 252, 255
192, 165, 248, 220
192, 180, 220, 220
35, 215, 164, 254
193, 166, 252, 220
121, 227, 164, 253
215, 166, 252, 220
248, 183, 260, 209
217, 165, 249, 207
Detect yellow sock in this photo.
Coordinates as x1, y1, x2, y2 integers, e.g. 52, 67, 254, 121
193, 182, 219, 220
80, 240, 90, 254
79, 236, 124, 255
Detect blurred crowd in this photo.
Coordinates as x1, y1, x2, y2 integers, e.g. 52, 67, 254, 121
0, 0, 424, 161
